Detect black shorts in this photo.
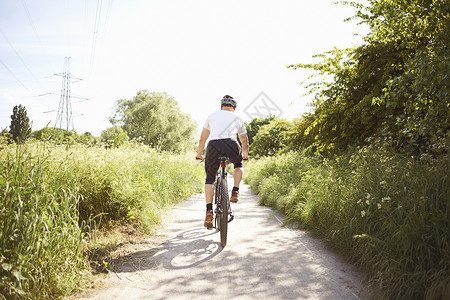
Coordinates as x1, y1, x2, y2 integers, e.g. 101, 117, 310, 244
205, 138, 243, 184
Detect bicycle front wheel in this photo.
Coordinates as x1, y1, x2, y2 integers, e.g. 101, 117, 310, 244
220, 178, 229, 247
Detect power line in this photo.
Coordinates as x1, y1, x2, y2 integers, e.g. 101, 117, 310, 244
0, 28, 45, 90
88, 0, 103, 75
101, 0, 113, 43
20, 0, 53, 69
0, 58, 39, 99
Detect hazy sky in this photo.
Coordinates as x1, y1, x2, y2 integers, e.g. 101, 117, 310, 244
0, 0, 368, 136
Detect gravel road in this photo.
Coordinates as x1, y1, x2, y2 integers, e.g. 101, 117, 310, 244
73, 178, 367, 300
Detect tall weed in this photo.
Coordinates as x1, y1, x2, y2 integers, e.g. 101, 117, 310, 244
244, 149, 449, 299
0, 140, 203, 299
1, 142, 85, 299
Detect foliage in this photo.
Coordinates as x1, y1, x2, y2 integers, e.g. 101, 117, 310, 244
0, 142, 86, 299
33, 127, 101, 146
245, 147, 449, 299
284, 113, 318, 152
250, 118, 293, 157
0, 140, 204, 299
9, 105, 32, 143
110, 90, 197, 152
288, 0, 450, 155
100, 125, 129, 148
0, 128, 11, 144
33, 127, 76, 143
77, 132, 98, 146
245, 115, 276, 146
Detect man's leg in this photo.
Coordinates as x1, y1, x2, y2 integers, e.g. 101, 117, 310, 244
205, 184, 214, 204
233, 167, 243, 188
204, 184, 214, 229
231, 167, 244, 203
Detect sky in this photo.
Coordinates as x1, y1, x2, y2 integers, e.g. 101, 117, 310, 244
0, 0, 368, 137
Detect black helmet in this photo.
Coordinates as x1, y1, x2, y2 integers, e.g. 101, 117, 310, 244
221, 95, 237, 107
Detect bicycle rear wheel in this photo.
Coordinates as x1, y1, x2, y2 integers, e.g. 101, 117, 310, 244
220, 178, 229, 247
214, 179, 220, 230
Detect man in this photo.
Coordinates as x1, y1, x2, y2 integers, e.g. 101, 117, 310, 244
196, 95, 249, 229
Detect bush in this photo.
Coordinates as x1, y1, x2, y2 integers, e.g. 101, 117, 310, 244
100, 125, 129, 148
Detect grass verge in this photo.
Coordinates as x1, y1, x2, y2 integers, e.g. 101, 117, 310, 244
0, 140, 203, 299
244, 147, 449, 299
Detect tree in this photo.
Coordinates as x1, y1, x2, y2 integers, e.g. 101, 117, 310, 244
284, 113, 318, 152
288, 0, 450, 155
245, 115, 276, 146
101, 126, 129, 148
9, 105, 32, 143
250, 118, 293, 157
110, 90, 196, 152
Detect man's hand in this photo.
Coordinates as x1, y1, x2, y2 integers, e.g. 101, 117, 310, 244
196, 155, 205, 162
243, 155, 249, 161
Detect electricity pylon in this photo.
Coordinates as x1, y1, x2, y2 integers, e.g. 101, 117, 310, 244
54, 56, 74, 131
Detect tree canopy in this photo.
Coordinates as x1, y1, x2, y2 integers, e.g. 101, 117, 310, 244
110, 91, 196, 152
288, 0, 449, 155
245, 115, 276, 146
250, 117, 293, 157
9, 104, 32, 143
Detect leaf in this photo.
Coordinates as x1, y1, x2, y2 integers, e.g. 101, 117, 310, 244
1, 263, 13, 272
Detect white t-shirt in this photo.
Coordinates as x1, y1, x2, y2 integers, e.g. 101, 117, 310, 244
203, 110, 247, 141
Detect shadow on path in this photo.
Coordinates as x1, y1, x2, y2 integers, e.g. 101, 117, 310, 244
111, 228, 222, 272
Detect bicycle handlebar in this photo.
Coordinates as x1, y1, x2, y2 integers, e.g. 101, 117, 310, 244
195, 156, 248, 162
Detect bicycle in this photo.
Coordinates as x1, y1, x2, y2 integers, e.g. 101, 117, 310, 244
214, 156, 234, 247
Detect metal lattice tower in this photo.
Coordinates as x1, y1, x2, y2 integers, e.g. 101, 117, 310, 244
54, 57, 74, 131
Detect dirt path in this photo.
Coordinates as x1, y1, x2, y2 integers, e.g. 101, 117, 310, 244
72, 179, 367, 300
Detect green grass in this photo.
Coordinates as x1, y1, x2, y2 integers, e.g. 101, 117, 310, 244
244, 148, 449, 299
0, 140, 203, 299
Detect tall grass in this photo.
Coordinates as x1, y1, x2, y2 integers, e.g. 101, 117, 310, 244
0, 140, 203, 299
245, 148, 449, 299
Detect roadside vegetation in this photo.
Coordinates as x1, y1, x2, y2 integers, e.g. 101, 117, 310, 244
0, 93, 203, 299
1, 0, 448, 299
0, 140, 203, 299
245, 146, 448, 299
245, 1, 449, 299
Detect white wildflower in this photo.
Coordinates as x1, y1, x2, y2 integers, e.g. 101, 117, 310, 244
380, 181, 386, 185
377, 203, 382, 209
366, 199, 370, 205
366, 193, 371, 199
381, 196, 391, 202
357, 199, 362, 204
361, 210, 366, 217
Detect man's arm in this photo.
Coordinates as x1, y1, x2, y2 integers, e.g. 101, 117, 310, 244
238, 133, 249, 160
196, 128, 210, 160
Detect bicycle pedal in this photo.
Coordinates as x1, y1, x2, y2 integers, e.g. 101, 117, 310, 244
228, 212, 234, 222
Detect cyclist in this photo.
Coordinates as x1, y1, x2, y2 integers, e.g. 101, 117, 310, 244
196, 95, 249, 229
